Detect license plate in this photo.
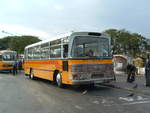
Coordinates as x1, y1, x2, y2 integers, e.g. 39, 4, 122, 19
94, 80, 102, 83
92, 74, 104, 78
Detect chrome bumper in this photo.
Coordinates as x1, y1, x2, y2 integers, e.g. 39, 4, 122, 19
72, 78, 114, 85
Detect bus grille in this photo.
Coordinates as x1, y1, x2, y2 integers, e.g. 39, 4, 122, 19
72, 64, 113, 73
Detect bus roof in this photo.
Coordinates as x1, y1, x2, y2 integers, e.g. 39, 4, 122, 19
25, 32, 72, 49
0, 50, 16, 55
25, 32, 109, 49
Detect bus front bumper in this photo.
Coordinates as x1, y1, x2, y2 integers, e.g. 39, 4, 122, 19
72, 78, 114, 85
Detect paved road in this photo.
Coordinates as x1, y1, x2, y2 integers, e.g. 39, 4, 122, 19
0, 72, 150, 113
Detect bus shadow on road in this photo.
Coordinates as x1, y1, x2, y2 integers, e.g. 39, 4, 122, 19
69, 84, 114, 96
0, 71, 12, 75
28, 77, 114, 97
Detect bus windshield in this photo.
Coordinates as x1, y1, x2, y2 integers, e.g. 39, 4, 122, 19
2, 54, 16, 61
71, 36, 110, 58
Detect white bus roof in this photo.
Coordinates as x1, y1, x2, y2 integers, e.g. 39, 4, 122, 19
0, 50, 16, 55
25, 32, 72, 49
25, 32, 109, 49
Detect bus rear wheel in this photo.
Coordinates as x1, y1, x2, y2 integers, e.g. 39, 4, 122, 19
56, 73, 63, 88
30, 73, 35, 80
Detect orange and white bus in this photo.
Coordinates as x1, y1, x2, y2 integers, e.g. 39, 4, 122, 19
0, 50, 17, 72
24, 32, 115, 87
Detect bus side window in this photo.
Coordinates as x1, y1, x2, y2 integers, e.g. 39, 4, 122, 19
63, 44, 68, 58
50, 46, 61, 58
2, 55, 6, 61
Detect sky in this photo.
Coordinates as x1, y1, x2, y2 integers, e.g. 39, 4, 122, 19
0, 0, 150, 40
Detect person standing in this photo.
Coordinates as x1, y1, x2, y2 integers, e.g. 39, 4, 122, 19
130, 64, 136, 82
127, 63, 136, 83
127, 63, 132, 82
18, 60, 22, 72
12, 61, 18, 75
145, 55, 150, 87
86, 49, 94, 57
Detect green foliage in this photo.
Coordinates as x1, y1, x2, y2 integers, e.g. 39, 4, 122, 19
0, 37, 12, 50
104, 29, 149, 57
145, 39, 150, 51
0, 36, 41, 54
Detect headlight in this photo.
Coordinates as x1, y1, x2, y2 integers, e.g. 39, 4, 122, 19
72, 74, 80, 80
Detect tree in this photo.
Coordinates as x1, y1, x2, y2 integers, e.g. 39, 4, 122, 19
145, 39, 150, 52
9, 36, 41, 54
104, 29, 148, 57
0, 35, 41, 54
0, 37, 12, 50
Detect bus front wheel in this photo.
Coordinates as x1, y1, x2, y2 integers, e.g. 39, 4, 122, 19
30, 73, 35, 80
56, 73, 63, 88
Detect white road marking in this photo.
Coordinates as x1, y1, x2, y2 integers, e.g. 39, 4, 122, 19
82, 90, 87, 95
137, 96, 143, 100
136, 96, 149, 101
122, 100, 150, 105
74, 105, 83, 110
119, 97, 134, 102
101, 99, 115, 106
101, 99, 107, 104
119, 96, 150, 102
103, 96, 150, 106
92, 100, 99, 104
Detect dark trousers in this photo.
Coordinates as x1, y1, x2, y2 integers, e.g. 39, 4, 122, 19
13, 67, 17, 75
18, 66, 22, 72
19, 66, 22, 70
145, 69, 150, 86
127, 72, 135, 83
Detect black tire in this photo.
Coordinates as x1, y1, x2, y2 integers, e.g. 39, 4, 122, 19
29, 73, 35, 80
29, 68, 35, 80
56, 72, 63, 88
